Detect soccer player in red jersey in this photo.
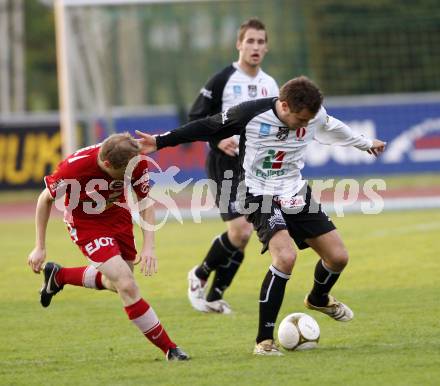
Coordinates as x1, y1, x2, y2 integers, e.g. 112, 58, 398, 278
27, 133, 189, 361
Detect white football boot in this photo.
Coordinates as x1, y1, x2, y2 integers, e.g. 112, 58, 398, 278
187, 266, 209, 312
205, 299, 232, 314
304, 294, 354, 322
253, 339, 283, 356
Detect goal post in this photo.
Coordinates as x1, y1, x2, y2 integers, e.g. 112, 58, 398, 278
54, 0, 232, 156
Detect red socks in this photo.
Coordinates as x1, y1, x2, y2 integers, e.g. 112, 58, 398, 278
56, 268, 175, 354
124, 298, 176, 354
56, 266, 104, 289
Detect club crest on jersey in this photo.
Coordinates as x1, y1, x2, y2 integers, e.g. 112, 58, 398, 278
262, 87, 268, 97
296, 127, 307, 141
259, 123, 271, 137
248, 85, 257, 98
233, 85, 242, 97
276, 127, 290, 141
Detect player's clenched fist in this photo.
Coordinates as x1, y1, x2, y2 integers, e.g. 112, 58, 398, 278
28, 247, 46, 273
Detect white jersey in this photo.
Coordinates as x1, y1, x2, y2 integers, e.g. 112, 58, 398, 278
188, 63, 278, 154
221, 62, 279, 110
157, 98, 373, 198
242, 105, 373, 197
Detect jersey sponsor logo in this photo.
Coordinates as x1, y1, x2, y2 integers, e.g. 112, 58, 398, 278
200, 87, 213, 99
248, 85, 257, 98
276, 127, 290, 141
296, 127, 307, 141
259, 123, 271, 137
233, 85, 242, 97
256, 150, 287, 179
84, 237, 115, 256
256, 169, 285, 179
274, 195, 305, 209
262, 150, 286, 169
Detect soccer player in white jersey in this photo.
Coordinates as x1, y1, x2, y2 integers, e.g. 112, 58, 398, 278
187, 18, 279, 314
136, 76, 386, 356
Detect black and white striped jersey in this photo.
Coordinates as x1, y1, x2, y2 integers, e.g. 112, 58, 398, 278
157, 98, 373, 198
189, 62, 279, 119
188, 62, 278, 151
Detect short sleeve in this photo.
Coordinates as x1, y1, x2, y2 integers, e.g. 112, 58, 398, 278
44, 159, 71, 198
131, 159, 150, 198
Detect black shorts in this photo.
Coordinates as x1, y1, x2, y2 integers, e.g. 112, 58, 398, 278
206, 150, 243, 222
245, 184, 336, 253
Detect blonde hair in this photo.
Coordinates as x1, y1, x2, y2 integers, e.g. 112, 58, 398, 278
99, 132, 141, 169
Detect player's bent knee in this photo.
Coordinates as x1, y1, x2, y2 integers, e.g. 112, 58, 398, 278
327, 248, 349, 271
228, 220, 253, 248
273, 248, 296, 272
114, 276, 139, 298
101, 275, 117, 292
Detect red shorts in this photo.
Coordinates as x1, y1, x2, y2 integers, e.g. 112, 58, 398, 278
65, 215, 137, 266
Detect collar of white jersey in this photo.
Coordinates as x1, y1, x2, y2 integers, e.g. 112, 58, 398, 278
232, 61, 263, 79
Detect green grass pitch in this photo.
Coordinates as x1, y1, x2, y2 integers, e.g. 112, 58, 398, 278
1, 210, 439, 385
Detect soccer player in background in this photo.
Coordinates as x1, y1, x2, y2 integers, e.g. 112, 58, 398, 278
187, 18, 279, 314
27, 133, 189, 361
135, 76, 386, 355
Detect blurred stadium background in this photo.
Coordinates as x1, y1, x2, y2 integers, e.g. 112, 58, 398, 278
1, 3, 440, 384
0, 0, 439, 212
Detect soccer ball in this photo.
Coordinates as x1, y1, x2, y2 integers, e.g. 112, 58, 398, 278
277, 312, 320, 351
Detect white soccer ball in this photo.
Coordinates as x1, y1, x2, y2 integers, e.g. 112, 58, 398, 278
277, 312, 320, 351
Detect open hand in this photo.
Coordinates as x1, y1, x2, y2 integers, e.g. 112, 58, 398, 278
138, 249, 158, 276
135, 130, 158, 154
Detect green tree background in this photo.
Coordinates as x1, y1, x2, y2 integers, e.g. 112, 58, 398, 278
23, 0, 440, 111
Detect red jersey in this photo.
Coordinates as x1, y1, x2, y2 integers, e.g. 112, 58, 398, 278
44, 144, 149, 224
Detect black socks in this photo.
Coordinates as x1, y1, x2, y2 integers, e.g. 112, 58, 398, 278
308, 260, 341, 307
206, 250, 244, 302
195, 232, 238, 281
257, 265, 290, 343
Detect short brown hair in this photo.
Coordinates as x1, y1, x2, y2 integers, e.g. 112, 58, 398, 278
237, 18, 267, 42
99, 132, 140, 169
279, 76, 323, 114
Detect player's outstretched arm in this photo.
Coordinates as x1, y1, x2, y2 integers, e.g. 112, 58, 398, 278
138, 199, 158, 276
28, 188, 54, 273
135, 131, 157, 154
367, 139, 387, 157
